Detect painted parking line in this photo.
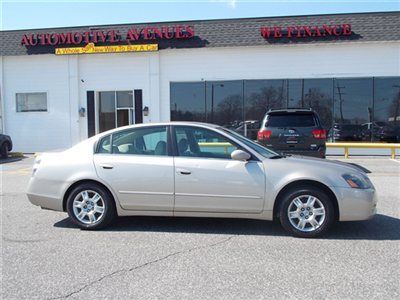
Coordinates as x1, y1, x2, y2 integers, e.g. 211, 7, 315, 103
1, 167, 32, 175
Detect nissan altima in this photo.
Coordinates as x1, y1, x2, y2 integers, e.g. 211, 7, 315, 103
27, 122, 377, 237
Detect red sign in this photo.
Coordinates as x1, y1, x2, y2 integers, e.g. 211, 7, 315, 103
21, 25, 195, 46
260, 24, 352, 39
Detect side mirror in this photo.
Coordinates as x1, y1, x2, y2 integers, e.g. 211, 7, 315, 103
231, 149, 251, 161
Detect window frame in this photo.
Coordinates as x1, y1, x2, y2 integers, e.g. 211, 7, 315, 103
16, 92, 48, 113
171, 125, 258, 161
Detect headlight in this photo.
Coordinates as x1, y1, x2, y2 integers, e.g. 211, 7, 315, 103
342, 173, 371, 189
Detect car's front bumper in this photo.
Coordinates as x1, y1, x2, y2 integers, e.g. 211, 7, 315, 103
335, 186, 377, 221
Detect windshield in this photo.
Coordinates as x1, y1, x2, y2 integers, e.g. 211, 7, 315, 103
220, 127, 279, 158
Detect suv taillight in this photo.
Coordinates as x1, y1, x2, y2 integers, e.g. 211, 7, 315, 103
312, 129, 327, 140
257, 129, 272, 141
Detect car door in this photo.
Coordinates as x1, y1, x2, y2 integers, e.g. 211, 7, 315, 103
173, 125, 265, 213
93, 125, 174, 211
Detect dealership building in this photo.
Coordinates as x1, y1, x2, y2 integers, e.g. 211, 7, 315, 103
0, 11, 399, 152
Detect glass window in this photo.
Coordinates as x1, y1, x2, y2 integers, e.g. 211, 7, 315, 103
303, 79, 334, 130
243, 80, 287, 139
170, 82, 206, 122
267, 113, 317, 127
288, 79, 303, 108
221, 128, 278, 158
174, 126, 238, 159
116, 91, 133, 108
98, 91, 116, 133
206, 81, 243, 128
97, 135, 111, 154
333, 78, 373, 142
373, 77, 400, 142
111, 126, 167, 156
16, 92, 47, 112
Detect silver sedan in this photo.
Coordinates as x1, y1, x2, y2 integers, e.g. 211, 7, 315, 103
27, 122, 377, 237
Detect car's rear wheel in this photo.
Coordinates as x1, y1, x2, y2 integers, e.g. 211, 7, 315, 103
279, 186, 334, 238
1, 142, 9, 158
66, 183, 116, 230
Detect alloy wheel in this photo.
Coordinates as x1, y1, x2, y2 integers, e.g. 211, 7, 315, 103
72, 190, 105, 225
287, 194, 326, 232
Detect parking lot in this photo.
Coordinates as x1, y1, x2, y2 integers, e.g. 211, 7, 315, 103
1, 155, 399, 299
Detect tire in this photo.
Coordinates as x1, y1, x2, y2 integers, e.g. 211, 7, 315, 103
66, 183, 116, 230
1, 142, 9, 158
279, 186, 335, 238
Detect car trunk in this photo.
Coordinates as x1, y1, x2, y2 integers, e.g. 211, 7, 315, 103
269, 126, 318, 151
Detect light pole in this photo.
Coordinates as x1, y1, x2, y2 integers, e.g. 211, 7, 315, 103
211, 83, 224, 123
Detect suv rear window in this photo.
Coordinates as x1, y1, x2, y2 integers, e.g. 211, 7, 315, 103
266, 113, 316, 127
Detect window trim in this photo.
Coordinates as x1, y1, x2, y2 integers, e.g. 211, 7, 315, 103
15, 91, 48, 113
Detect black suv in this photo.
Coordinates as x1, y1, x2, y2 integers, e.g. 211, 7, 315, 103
257, 108, 326, 158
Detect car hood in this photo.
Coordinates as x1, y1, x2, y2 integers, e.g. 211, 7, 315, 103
280, 155, 370, 174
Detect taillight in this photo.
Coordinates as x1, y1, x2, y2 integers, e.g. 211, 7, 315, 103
312, 129, 327, 140
257, 129, 272, 141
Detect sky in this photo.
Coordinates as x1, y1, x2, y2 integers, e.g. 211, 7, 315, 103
1, 0, 399, 31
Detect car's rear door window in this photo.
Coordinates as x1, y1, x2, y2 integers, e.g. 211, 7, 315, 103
267, 113, 316, 127
110, 126, 168, 156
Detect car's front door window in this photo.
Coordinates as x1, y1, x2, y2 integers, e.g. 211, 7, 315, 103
174, 126, 238, 159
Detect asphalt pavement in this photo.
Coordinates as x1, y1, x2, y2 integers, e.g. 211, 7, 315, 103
1, 156, 399, 299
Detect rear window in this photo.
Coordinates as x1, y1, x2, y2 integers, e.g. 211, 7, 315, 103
266, 113, 316, 127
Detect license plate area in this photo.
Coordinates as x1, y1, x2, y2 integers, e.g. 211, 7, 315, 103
286, 136, 298, 144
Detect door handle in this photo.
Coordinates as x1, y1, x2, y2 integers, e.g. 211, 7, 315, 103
99, 164, 114, 169
176, 168, 191, 175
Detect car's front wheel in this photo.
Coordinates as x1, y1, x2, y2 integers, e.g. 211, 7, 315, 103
279, 186, 335, 238
66, 183, 116, 230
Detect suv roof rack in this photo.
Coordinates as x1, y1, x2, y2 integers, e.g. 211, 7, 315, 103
267, 107, 313, 113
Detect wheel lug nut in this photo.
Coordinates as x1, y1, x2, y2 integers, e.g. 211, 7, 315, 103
305, 216, 309, 219
309, 212, 313, 215
301, 208, 305, 211
300, 213, 304, 217
307, 207, 310, 210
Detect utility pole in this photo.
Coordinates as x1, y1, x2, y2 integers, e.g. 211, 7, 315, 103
210, 83, 224, 124
335, 85, 346, 123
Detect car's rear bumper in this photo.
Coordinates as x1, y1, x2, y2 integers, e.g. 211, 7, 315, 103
334, 187, 377, 221
27, 177, 64, 211
273, 147, 326, 158
27, 193, 64, 211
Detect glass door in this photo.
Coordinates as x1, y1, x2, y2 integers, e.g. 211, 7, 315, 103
97, 91, 135, 133
116, 108, 134, 127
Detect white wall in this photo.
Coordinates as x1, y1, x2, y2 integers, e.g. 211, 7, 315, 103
77, 51, 159, 139
3, 55, 72, 152
159, 41, 400, 121
2, 41, 399, 152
